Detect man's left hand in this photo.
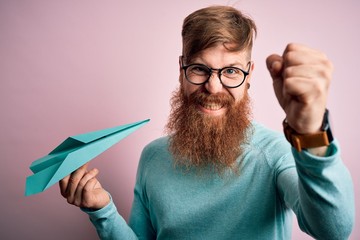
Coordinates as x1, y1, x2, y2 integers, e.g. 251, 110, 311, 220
266, 43, 333, 134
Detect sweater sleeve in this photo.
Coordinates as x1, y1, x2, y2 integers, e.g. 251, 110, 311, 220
277, 140, 355, 239
81, 182, 154, 240
81, 142, 158, 240
82, 197, 138, 240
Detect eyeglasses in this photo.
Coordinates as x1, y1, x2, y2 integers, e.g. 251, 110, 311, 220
181, 57, 251, 88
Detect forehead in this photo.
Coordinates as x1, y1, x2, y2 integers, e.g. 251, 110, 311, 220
189, 44, 250, 68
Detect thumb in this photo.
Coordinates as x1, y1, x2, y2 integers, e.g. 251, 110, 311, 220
266, 54, 283, 80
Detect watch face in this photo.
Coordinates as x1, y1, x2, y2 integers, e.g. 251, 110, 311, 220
321, 109, 330, 130
321, 109, 334, 143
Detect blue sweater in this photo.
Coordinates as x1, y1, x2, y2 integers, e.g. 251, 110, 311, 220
84, 123, 354, 239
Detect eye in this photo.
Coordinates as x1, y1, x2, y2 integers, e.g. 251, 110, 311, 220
188, 65, 209, 76
223, 67, 239, 75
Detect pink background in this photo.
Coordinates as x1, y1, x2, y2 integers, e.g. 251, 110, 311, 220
1, 0, 358, 239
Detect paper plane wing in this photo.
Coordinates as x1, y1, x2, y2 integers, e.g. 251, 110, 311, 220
25, 119, 149, 196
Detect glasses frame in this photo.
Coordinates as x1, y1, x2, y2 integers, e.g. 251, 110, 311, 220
180, 56, 251, 89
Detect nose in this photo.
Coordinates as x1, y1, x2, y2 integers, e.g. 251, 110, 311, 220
205, 72, 223, 94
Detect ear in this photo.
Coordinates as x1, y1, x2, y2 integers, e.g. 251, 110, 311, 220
179, 56, 185, 83
179, 56, 183, 72
247, 61, 255, 83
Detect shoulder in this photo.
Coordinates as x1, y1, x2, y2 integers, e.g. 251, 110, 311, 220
141, 136, 170, 157
138, 136, 172, 169
246, 122, 293, 167
250, 121, 286, 146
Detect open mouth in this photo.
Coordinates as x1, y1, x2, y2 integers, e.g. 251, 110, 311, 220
200, 102, 224, 111
197, 101, 227, 116
190, 91, 232, 116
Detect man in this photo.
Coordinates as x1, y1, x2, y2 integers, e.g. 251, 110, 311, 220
59, 6, 355, 239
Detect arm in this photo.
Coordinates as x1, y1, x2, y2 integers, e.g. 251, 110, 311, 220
82, 197, 139, 240
277, 141, 355, 239
59, 164, 139, 239
267, 43, 355, 238
267, 43, 331, 156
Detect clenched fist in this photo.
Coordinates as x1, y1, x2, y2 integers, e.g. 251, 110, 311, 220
266, 43, 333, 135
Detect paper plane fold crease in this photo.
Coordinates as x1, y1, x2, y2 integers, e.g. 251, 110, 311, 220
25, 119, 150, 196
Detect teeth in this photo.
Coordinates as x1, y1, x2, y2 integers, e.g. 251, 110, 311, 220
202, 103, 222, 110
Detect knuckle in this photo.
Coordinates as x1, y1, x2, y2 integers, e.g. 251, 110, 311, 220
286, 43, 298, 52
283, 51, 296, 63
60, 190, 67, 198
83, 178, 96, 192
317, 66, 332, 83
83, 184, 92, 192
78, 179, 87, 188
73, 199, 82, 207
319, 51, 329, 60
282, 67, 293, 78
311, 79, 322, 93
324, 59, 334, 72
67, 197, 74, 205
282, 78, 294, 92
69, 176, 80, 184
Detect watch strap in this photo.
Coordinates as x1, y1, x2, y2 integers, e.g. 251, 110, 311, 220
283, 109, 333, 152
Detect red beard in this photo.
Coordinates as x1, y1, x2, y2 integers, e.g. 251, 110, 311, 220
166, 86, 252, 174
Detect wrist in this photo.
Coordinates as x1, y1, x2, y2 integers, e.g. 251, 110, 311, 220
283, 109, 334, 152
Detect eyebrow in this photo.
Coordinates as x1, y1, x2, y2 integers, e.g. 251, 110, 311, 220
191, 56, 247, 69
192, 61, 246, 69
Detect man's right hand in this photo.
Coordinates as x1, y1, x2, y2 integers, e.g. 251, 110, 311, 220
59, 163, 110, 210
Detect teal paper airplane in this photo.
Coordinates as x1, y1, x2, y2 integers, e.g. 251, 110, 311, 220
25, 119, 150, 196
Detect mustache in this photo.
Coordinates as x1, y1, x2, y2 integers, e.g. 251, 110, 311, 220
188, 90, 235, 108
167, 87, 252, 175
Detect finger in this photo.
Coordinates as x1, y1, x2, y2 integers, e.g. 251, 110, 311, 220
65, 163, 89, 204
282, 77, 325, 104
283, 44, 331, 67
283, 52, 329, 68
59, 175, 70, 197
81, 178, 102, 208
266, 54, 283, 79
283, 76, 311, 95
83, 175, 101, 192
73, 168, 99, 207
282, 64, 332, 81
282, 43, 319, 56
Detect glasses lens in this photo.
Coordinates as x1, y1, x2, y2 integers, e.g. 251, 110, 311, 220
220, 67, 245, 88
185, 65, 210, 84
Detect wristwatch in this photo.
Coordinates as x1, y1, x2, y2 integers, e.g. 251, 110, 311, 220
283, 109, 334, 152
